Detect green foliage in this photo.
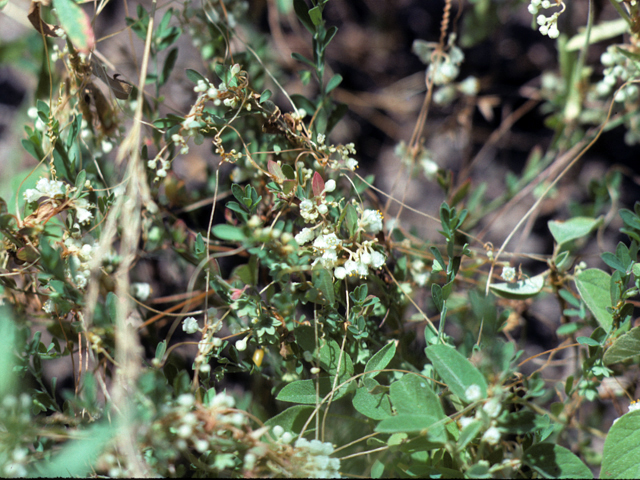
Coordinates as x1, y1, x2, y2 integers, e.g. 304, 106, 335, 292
3, 0, 640, 477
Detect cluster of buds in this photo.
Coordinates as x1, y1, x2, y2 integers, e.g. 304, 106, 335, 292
528, 0, 565, 39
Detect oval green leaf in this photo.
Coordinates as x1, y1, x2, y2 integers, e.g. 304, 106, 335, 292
548, 216, 602, 248
53, 0, 95, 54
523, 443, 593, 479
352, 378, 393, 420
425, 344, 488, 403
364, 341, 396, 380
575, 269, 613, 332
212, 224, 246, 242
490, 273, 546, 300
602, 410, 640, 478
604, 326, 640, 365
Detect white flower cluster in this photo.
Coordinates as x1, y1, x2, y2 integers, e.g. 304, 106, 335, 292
410, 259, 430, 287
296, 204, 387, 280
413, 35, 464, 86
311, 136, 358, 171
358, 209, 383, 234
298, 179, 337, 223
433, 75, 479, 106
596, 45, 639, 102
24, 177, 67, 203
291, 437, 341, 478
311, 232, 342, 270
529, 0, 564, 39
182, 316, 200, 334
24, 178, 94, 225
63, 238, 97, 289
334, 241, 385, 279
271, 425, 294, 445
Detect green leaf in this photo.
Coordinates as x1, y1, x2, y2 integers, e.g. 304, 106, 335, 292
105, 292, 118, 323
344, 203, 358, 237
312, 268, 335, 306
291, 52, 316, 69
601, 252, 628, 273
566, 18, 628, 51
390, 374, 444, 419
276, 377, 349, 404
0, 307, 16, 396
73, 170, 86, 199
523, 443, 593, 479
425, 344, 488, 403
548, 216, 602, 248
430, 246, 446, 273
159, 47, 178, 87
212, 224, 246, 242
352, 378, 393, 420
293, 0, 315, 34
260, 89, 273, 103
186, 68, 207, 85
39, 237, 65, 281
490, 273, 546, 300
155, 340, 167, 361
52, 0, 95, 54
21, 138, 45, 163
371, 460, 385, 479
458, 420, 483, 450
602, 410, 640, 478
308, 6, 323, 26
29, 422, 115, 477
290, 94, 317, 116
604, 327, 640, 365
575, 269, 613, 332
364, 341, 396, 380
431, 284, 444, 312
326, 74, 343, 94
375, 413, 445, 436
577, 336, 602, 347
320, 339, 353, 379
267, 160, 284, 182
264, 405, 315, 433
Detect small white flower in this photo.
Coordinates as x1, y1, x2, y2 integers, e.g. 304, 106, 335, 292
131, 282, 152, 301
324, 179, 336, 192
182, 316, 199, 334
483, 398, 502, 418
295, 227, 316, 245
236, 337, 247, 351
501, 266, 516, 282
369, 250, 386, 269
24, 188, 40, 203
359, 209, 384, 234
344, 259, 359, 276
313, 233, 341, 251
459, 416, 474, 429
345, 158, 358, 170
43, 299, 55, 314
334, 266, 347, 279
75, 206, 93, 225
177, 393, 195, 407
465, 384, 482, 402
482, 426, 502, 445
